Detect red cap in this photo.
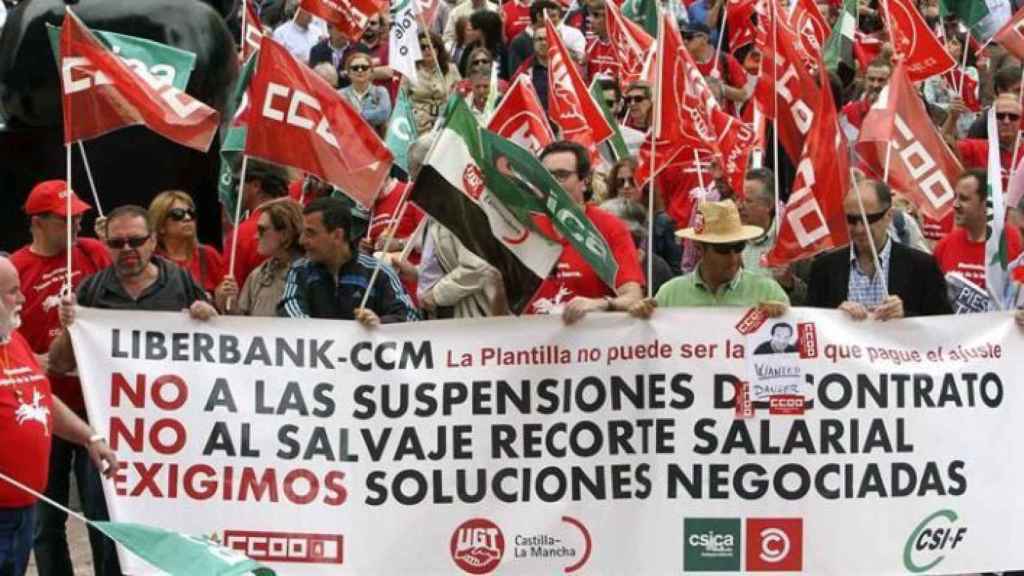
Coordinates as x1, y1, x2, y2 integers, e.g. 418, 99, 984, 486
24, 180, 92, 217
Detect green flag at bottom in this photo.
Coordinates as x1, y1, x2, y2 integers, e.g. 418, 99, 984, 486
384, 88, 418, 175
94, 522, 275, 576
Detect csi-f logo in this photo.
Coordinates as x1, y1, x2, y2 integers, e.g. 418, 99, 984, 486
451, 518, 505, 575
261, 83, 340, 149
903, 509, 967, 573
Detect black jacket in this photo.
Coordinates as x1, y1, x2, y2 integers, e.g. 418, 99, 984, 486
806, 242, 952, 317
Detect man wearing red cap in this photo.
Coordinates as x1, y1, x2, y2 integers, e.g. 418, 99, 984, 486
8, 180, 113, 576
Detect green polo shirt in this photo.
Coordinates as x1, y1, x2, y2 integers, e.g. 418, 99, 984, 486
655, 267, 789, 308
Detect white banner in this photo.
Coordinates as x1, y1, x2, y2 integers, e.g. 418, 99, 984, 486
69, 307, 1024, 575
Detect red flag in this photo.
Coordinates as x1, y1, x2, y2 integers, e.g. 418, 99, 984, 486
300, 0, 387, 41
605, 0, 655, 85
726, 0, 759, 52
764, 56, 850, 266
58, 9, 219, 150
993, 4, 1024, 60
487, 76, 555, 155
854, 31, 883, 69
943, 67, 981, 111
755, 0, 820, 161
241, 0, 264, 60
790, 0, 829, 63
857, 63, 961, 221
545, 17, 613, 149
883, 0, 955, 81
246, 36, 392, 207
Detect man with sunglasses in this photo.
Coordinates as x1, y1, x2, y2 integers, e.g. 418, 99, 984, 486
807, 179, 951, 319
947, 94, 1024, 189
623, 81, 652, 131
45, 204, 216, 576
629, 200, 788, 318
9, 181, 113, 576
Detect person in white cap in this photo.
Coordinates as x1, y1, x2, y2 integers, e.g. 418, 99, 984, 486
629, 199, 788, 317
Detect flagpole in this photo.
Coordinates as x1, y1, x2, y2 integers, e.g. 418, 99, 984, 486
240, 0, 248, 59
957, 34, 970, 95
850, 167, 887, 295
1011, 80, 1024, 181
713, 0, 728, 75
77, 141, 104, 218
770, 0, 781, 238
359, 195, 412, 310
225, 155, 250, 310
646, 11, 663, 300
65, 142, 73, 295
882, 141, 893, 183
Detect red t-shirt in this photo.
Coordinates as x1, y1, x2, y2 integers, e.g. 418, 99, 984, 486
933, 226, 1023, 290
526, 205, 645, 314
586, 38, 619, 82
223, 211, 267, 288
502, 0, 532, 43
162, 244, 226, 295
9, 240, 110, 411
0, 331, 54, 507
921, 211, 954, 242
955, 139, 1024, 189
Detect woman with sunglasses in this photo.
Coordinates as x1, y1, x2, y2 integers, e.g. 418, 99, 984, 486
455, 47, 509, 100
215, 199, 304, 316
606, 157, 683, 276
340, 51, 391, 136
404, 32, 461, 133
148, 191, 225, 296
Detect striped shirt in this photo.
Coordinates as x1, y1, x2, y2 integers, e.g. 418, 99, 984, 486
847, 239, 892, 309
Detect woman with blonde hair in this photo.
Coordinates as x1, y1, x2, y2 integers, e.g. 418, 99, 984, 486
215, 198, 305, 316
148, 190, 225, 295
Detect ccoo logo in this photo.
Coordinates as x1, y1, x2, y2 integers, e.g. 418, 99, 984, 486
451, 518, 505, 575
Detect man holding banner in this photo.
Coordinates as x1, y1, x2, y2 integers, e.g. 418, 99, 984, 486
0, 255, 118, 576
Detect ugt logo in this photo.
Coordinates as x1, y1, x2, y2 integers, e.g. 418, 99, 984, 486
903, 509, 967, 573
451, 518, 505, 575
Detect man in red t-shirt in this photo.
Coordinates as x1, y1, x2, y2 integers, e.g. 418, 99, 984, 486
0, 255, 116, 576
8, 181, 113, 575
222, 160, 291, 288
584, 0, 618, 81
948, 94, 1024, 190
526, 141, 644, 322
933, 170, 1024, 295
683, 22, 749, 116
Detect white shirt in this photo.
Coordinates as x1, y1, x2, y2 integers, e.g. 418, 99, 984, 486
272, 20, 322, 63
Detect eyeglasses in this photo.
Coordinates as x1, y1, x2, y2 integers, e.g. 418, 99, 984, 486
107, 235, 150, 249
997, 112, 1021, 122
709, 241, 746, 254
845, 209, 888, 226
548, 169, 577, 182
624, 95, 648, 105
167, 207, 196, 222
348, 64, 370, 72
471, 59, 492, 66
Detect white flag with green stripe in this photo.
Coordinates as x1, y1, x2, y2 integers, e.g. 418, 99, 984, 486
985, 106, 1010, 309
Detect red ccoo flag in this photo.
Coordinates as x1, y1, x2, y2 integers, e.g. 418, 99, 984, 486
545, 17, 613, 151
487, 75, 554, 155
605, 0, 655, 85
241, 0, 264, 60
790, 0, 829, 63
300, 0, 387, 41
857, 63, 961, 220
726, 0, 759, 52
883, 0, 956, 81
764, 54, 850, 266
246, 36, 392, 207
993, 4, 1024, 60
58, 9, 219, 151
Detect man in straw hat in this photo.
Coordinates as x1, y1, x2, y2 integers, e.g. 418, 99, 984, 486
629, 200, 789, 317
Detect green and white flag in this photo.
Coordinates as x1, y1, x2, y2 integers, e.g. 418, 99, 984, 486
384, 88, 418, 175
96, 522, 276, 576
589, 77, 630, 162
410, 98, 562, 313
985, 106, 1010, 309
621, 0, 658, 38
389, 0, 422, 83
46, 25, 197, 91
939, 0, 1012, 41
823, 0, 857, 74
218, 52, 258, 223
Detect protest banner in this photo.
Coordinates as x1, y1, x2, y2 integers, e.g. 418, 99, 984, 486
70, 307, 1024, 575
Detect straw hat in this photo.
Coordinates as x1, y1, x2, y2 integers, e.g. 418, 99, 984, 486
677, 199, 764, 243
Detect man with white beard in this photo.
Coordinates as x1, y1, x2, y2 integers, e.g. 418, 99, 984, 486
0, 255, 117, 576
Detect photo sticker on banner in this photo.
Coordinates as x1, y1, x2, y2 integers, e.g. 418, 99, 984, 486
684, 518, 742, 571
745, 320, 814, 408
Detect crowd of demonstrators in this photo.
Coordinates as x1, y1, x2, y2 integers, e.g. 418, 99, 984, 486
6, 0, 1024, 573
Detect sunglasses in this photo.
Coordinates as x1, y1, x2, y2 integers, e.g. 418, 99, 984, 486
845, 209, 888, 226
349, 64, 370, 72
616, 177, 636, 188
624, 95, 648, 105
107, 235, 150, 249
167, 207, 196, 222
548, 168, 577, 181
471, 59, 492, 66
997, 112, 1021, 122
709, 241, 746, 254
